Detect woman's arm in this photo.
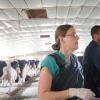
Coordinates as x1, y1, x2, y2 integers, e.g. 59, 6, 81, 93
38, 67, 69, 100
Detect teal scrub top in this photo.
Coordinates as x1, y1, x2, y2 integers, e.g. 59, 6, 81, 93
41, 50, 67, 79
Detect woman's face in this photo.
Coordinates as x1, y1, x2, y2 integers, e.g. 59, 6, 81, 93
62, 27, 79, 51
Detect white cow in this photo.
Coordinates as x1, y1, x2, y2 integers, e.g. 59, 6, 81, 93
1, 61, 17, 86
22, 63, 31, 82
22, 63, 37, 82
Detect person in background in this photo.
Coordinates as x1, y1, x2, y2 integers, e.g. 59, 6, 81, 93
83, 25, 100, 98
38, 24, 95, 100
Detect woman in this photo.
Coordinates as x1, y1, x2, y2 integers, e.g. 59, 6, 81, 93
38, 24, 95, 100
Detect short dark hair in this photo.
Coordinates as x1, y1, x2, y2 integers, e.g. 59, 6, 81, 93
91, 25, 100, 38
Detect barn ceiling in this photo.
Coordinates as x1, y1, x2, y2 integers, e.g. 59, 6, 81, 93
0, 0, 100, 57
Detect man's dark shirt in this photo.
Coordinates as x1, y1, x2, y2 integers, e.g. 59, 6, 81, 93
83, 40, 100, 97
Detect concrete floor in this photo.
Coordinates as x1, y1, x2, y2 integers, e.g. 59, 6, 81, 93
0, 77, 39, 100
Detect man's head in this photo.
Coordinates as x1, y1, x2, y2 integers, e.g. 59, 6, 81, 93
91, 25, 100, 44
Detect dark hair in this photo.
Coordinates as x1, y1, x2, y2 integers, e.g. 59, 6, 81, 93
52, 24, 73, 50
91, 25, 100, 39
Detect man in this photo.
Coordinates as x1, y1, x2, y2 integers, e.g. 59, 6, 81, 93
83, 25, 100, 97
